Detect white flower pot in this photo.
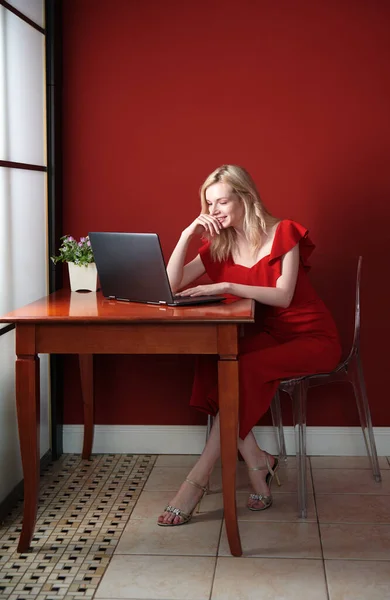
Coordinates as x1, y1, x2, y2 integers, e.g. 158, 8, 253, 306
68, 262, 97, 292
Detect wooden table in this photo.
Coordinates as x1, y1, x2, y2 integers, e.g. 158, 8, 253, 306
0, 290, 254, 555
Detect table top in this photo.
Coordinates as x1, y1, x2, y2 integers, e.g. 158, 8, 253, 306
0, 290, 255, 324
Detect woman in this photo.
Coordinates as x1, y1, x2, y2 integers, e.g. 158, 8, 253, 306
158, 164, 341, 526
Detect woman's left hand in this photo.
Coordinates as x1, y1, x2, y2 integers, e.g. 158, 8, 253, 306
176, 282, 227, 297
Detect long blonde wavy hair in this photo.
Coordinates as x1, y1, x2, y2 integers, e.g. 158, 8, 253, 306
200, 165, 279, 262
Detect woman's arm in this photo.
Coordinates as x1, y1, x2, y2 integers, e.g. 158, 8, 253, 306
166, 233, 205, 293
229, 244, 299, 307
166, 214, 222, 293
178, 244, 300, 308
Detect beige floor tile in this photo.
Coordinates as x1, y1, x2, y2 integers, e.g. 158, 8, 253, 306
275, 467, 313, 495
144, 467, 193, 491
312, 469, 390, 494
154, 454, 201, 467
325, 560, 390, 600
320, 524, 390, 560
278, 456, 311, 469
212, 557, 327, 600
115, 516, 222, 556
131, 490, 223, 520
310, 456, 389, 469
144, 467, 222, 491
317, 494, 390, 524
131, 490, 174, 519
235, 465, 313, 495
219, 522, 322, 558
236, 492, 316, 522
96, 555, 216, 599
200, 490, 225, 514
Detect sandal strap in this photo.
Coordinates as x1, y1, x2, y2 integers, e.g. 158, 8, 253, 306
249, 493, 271, 504
164, 505, 191, 520
185, 478, 208, 493
162, 479, 207, 522
248, 456, 275, 477
249, 493, 271, 501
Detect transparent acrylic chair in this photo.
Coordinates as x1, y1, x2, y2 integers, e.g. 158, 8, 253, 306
206, 257, 381, 516
271, 256, 381, 517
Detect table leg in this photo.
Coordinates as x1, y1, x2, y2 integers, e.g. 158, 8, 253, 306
218, 358, 242, 557
15, 355, 40, 553
79, 355, 94, 460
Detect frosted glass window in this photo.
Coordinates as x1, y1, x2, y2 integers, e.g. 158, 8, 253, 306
0, 7, 45, 165
6, 0, 45, 29
0, 0, 50, 481
0, 163, 11, 325
0, 7, 6, 159
0, 168, 47, 318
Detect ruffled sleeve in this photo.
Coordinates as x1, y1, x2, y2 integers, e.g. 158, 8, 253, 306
199, 242, 224, 282
268, 220, 315, 276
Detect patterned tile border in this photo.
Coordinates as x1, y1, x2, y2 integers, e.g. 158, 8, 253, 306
0, 453, 156, 599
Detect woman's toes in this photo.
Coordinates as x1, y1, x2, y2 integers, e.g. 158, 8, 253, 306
167, 513, 180, 525
168, 512, 181, 525
247, 498, 260, 510
158, 511, 175, 524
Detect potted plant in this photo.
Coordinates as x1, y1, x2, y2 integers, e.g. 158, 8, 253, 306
51, 235, 97, 292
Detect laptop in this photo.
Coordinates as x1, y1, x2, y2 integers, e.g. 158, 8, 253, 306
88, 232, 225, 306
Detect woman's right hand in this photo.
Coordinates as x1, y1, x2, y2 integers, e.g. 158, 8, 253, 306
184, 214, 222, 238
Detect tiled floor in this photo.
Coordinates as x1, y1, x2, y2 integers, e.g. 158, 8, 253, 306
1, 455, 390, 599
0, 454, 155, 600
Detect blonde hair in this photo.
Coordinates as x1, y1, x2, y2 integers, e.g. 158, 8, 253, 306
200, 164, 278, 262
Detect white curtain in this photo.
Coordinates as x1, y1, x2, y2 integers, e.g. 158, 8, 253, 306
0, 1, 49, 504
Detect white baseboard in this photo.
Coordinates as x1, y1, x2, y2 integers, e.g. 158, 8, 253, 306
62, 425, 390, 456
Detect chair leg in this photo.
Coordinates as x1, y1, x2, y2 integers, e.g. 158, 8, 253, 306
350, 353, 381, 482
270, 391, 287, 461
204, 415, 214, 492
291, 381, 308, 519
206, 414, 212, 443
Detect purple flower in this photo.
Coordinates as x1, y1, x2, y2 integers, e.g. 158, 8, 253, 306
67, 236, 74, 242
80, 237, 86, 242
78, 242, 83, 247
87, 240, 91, 246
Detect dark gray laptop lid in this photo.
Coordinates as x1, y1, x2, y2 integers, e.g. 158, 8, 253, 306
89, 232, 174, 304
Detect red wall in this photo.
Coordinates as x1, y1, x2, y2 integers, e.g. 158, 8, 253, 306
62, 0, 390, 427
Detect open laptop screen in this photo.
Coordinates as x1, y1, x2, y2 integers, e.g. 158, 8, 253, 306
89, 232, 224, 306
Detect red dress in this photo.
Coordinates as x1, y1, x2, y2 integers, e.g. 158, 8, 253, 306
190, 219, 342, 439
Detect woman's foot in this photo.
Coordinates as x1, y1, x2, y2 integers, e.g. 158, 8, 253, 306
247, 451, 279, 510
157, 477, 209, 526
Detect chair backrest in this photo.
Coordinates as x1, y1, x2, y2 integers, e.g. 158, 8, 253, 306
347, 256, 362, 361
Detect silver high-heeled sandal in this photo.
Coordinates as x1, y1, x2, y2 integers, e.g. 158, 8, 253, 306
248, 455, 281, 511
157, 478, 208, 526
